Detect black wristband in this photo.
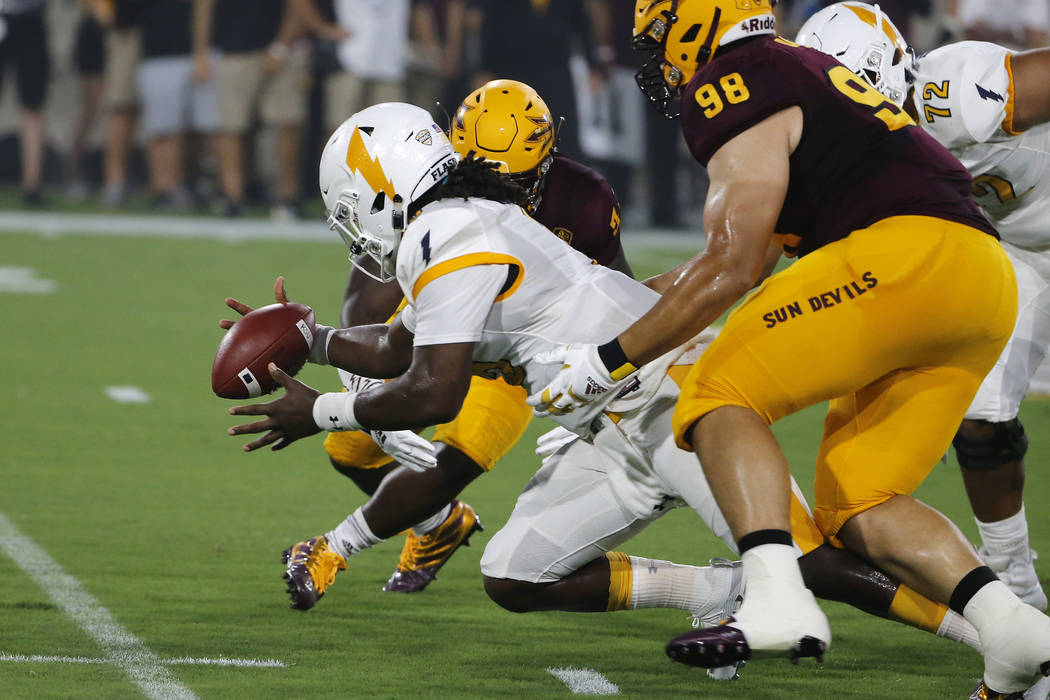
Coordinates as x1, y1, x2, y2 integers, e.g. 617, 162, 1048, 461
597, 338, 639, 381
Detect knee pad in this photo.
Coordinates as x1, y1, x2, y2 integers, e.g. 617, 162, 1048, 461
953, 417, 1028, 471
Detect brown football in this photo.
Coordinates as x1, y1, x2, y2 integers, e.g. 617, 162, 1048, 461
212, 303, 315, 399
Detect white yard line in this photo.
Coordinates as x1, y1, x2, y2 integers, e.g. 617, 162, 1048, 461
0, 510, 197, 699
0, 211, 700, 251
546, 667, 621, 695
105, 386, 152, 404
0, 653, 286, 668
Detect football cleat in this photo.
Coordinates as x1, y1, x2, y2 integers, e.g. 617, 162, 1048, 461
668, 578, 830, 669
979, 602, 1050, 695
980, 547, 1048, 612
281, 535, 348, 611
688, 558, 746, 680
969, 676, 1050, 700
383, 500, 483, 593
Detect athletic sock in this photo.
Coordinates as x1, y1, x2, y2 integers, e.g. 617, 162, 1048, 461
889, 584, 949, 634
937, 609, 982, 652
617, 555, 738, 614
326, 507, 384, 560
954, 567, 1020, 640
606, 552, 633, 611
411, 503, 453, 537
977, 505, 1031, 560
742, 542, 807, 590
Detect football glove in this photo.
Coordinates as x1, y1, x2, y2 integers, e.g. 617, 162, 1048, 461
370, 429, 437, 472
526, 342, 637, 418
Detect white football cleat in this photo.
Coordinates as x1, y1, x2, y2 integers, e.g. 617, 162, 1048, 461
981, 602, 1050, 694
980, 547, 1048, 612
669, 576, 830, 669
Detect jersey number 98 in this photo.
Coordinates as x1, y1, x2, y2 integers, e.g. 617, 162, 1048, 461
694, 72, 751, 118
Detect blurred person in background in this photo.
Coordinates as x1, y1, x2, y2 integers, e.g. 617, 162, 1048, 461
0, 0, 50, 205
952, 0, 1050, 48
101, 0, 142, 208
139, 0, 219, 210
470, 0, 600, 162
67, 0, 107, 199
406, 0, 466, 119
291, 0, 410, 137
197, 0, 308, 219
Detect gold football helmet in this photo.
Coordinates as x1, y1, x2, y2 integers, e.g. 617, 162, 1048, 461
633, 0, 777, 117
450, 79, 555, 212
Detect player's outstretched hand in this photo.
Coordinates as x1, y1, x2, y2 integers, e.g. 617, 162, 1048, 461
228, 363, 321, 451
526, 343, 624, 417
370, 430, 437, 472
218, 277, 293, 329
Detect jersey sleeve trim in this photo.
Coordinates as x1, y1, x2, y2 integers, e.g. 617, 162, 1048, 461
411, 252, 524, 300
1002, 52, 1023, 136
385, 297, 410, 325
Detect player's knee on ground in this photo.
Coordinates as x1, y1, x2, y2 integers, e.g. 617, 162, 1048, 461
483, 575, 543, 613
953, 417, 1028, 471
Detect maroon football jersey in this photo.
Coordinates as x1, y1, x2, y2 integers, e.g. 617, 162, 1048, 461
681, 36, 996, 257
533, 153, 624, 267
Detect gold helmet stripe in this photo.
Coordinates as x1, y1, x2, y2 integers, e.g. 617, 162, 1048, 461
842, 3, 904, 50
346, 127, 396, 199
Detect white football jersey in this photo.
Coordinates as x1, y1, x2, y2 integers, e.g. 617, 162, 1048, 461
395, 198, 685, 434
912, 41, 1050, 248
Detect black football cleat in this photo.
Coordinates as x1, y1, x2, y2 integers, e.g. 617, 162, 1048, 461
667, 620, 826, 669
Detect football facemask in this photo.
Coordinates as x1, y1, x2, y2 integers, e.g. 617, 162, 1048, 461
320, 103, 458, 282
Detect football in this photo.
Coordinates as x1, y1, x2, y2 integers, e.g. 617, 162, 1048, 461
212, 302, 315, 399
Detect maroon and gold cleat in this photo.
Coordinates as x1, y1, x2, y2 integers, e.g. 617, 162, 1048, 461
383, 500, 483, 593
970, 662, 1050, 700
969, 680, 1026, 700
666, 620, 825, 668
281, 535, 348, 611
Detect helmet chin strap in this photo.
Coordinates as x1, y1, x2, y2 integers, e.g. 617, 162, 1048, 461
697, 6, 722, 65
391, 194, 405, 231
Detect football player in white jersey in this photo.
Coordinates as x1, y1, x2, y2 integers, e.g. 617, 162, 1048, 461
226, 101, 749, 634
225, 103, 987, 669
797, 1, 1050, 614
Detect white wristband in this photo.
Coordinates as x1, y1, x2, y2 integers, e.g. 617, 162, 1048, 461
313, 391, 362, 432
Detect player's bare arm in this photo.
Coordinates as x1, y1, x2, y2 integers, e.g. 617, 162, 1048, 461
644, 240, 781, 293
340, 256, 405, 327
352, 342, 475, 430
229, 338, 474, 450
619, 107, 800, 366
1010, 48, 1050, 132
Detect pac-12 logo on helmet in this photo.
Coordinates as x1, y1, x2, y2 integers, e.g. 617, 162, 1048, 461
632, 0, 776, 118
319, 103, 458, 282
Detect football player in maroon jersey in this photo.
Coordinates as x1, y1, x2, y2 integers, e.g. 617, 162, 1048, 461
529, 1, 1050, 694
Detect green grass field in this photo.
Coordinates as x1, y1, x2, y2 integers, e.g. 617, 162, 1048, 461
1, 225, 1048, 698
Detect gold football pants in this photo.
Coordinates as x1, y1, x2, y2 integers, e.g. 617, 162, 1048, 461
673, 216, 1016, 543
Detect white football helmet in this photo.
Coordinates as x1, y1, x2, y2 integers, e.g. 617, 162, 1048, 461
795, 2, 914, 107
319, 103, 458, 282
